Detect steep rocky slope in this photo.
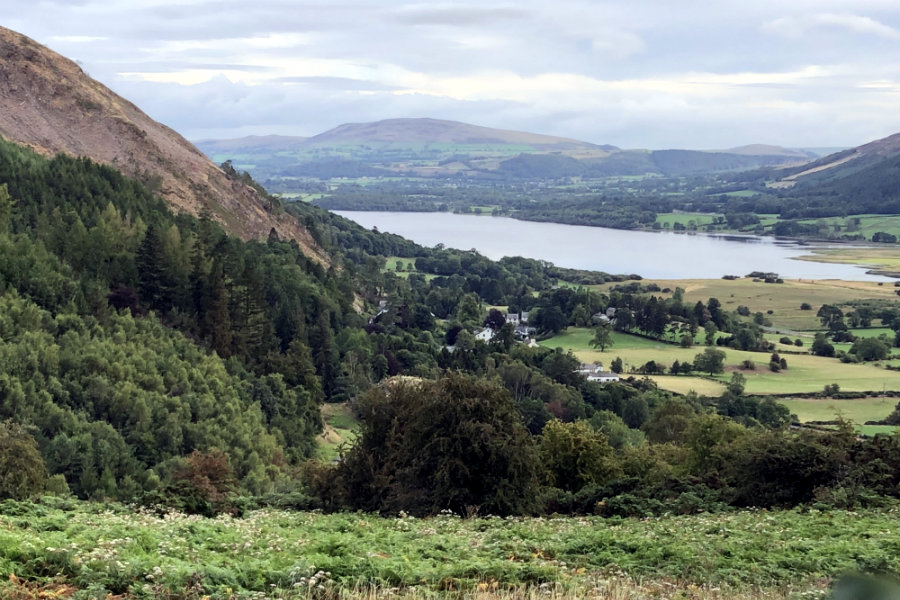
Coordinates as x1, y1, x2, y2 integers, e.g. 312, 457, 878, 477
0, 26, 326, 262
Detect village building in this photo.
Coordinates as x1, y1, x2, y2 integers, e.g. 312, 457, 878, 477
576, 362, 620, 383
474, 327, 496, 343
505, 311, 531, 325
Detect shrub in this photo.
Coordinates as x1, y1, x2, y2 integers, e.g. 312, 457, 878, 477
147, 449, 239, 516
539, 420, 620, 492
850, 337, 889, 361
725, 428, 852, 507
0, 420, 47, 500
812, 333, 835, 357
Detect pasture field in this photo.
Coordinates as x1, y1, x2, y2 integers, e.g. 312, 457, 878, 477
591, 278, 898, 331
858, 425, 899, 437
795, 245, 900, 276
541, 329, 900, 398
385, 256, 417, 272
783, 215, 900, 241
1, 498, 898, 599
382, 257, 437, 281
761, 332, 808, 350
317, 403, 359, 461
756, 214, 780, 227
778, 396, 899, 430
645, 375, 727, 396
654, 213, 718, 228
469, 205, 501, 214
848, 327, 894, 339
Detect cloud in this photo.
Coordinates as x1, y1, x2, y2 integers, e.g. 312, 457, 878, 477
48, 35, 107, 43
392, 6, 530, 26
763, 13, 900, 40
5, 0, 898, 148
589, 30, 645, 60
270, 76, 402, 91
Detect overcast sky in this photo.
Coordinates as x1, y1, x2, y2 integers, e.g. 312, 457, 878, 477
6, 0, 899, 148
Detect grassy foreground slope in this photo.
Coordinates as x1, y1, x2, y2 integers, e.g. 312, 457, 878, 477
1, 498, 898, 599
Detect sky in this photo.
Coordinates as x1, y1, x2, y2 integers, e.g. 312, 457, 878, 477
5, 0, 900, 148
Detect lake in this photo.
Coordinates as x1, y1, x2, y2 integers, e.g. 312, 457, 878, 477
335, 211, 891, 281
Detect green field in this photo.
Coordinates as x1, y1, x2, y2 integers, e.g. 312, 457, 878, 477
541, 328, 900, 398
762, 332, 809, 349
858, 425, 900, 436
779, 214, 900, 241
469, 205, 501, 214
654, 212, 719, 228
648, 213, 900, 240
779, 396, 898, 430
795, 245, 900, 275
380, 256, 440, 281
592, 278, 898, 331
2, 498, 897, 599
318, 403, 359, 461
645, 375, 727, 396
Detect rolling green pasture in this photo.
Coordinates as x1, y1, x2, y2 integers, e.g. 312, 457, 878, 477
794, 245, 900, 275
468, 205, 501, 214
778, 396, 898, 427
593, 278, 898, 331
381, 256, 438, 281
645, 375, 727, 396
318, 403, 359, 461
762, 332, 809, 349
756, 214, 780, 226
849, 327, 894, 339
781, 214, 900, 240
1, 498, 897, 599
541, 329, 900, 397
858, 425, 900, 437
385, 256, 417, 272
654, 212, 719, 228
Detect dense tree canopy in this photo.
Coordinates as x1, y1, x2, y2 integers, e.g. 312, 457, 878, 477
333, 374, 543, 516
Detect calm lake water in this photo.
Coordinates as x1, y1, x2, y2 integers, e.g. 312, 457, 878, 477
335, 211, 891, 281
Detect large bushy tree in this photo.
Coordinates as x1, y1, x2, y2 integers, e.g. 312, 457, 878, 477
334, 373, 542, 516
0, 420, 47, 499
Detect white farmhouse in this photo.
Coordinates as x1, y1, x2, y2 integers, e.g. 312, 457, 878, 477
474, 328, 496, 342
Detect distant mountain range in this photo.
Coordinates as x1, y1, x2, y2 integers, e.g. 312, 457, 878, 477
308, 118, 615, 150
199, 118, 611, 153
0, 26, 324, 261
720, 144, 816, 159
195, 118, 832, 183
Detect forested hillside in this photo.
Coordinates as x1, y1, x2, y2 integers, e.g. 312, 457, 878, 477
0, 135, 354, 499
0, 133, 633, 504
